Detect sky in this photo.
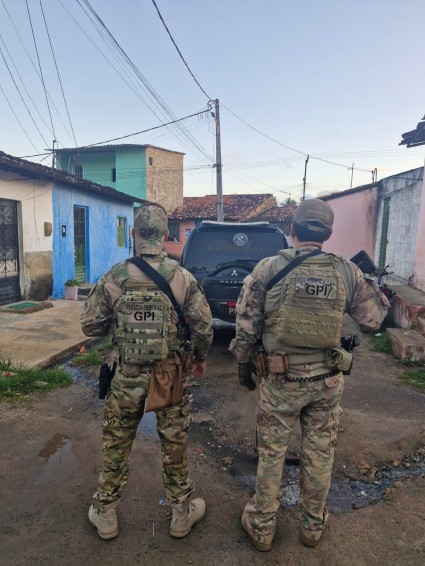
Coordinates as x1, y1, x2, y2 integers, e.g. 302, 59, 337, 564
1, 0, 425, 204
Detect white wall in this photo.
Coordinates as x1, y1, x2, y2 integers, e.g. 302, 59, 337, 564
0, 170, 53, 298
373, 168, 423, 283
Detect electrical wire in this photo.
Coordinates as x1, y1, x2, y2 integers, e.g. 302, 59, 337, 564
151, 0, 211, 101
0, 82, 40, 152
25, 0, 56, 141
0, 42, 50, 147
0, 30, 57, 142
76, 0, 213, 163
1, 0, 77, 142
81, 108, 210, 147
221, 102, 374, 174
39, 0, 78, 146
58, 0, 211, 162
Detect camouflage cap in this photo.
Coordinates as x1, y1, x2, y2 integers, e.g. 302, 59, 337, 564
134, 202, 168, 254
292, 198, 334, 233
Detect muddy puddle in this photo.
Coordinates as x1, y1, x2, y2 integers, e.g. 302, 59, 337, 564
191, 421, 425, 514
36, 433, 77, 485
63, 358, 425, 514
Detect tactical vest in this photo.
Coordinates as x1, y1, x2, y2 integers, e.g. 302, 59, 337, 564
114, 264, 179, 365
264, 251, 346, 350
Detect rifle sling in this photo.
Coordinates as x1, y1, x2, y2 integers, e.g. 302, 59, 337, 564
266, 249, 323, 291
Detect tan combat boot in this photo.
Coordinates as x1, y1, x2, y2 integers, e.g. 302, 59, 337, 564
300, 508, 329, 547
241, 509, 274, 551
170, 498, 206, 538
88, 502, 119, 540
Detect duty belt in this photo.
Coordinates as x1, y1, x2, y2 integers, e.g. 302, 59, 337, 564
283, 369, 341, 383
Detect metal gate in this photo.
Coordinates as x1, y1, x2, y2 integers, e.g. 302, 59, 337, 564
74, 206, 86, 283
0, 198, 21, 306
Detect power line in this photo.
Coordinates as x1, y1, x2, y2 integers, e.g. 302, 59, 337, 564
221, 102, 374, 175
75, 0, 213, 163
81, 108, 210, 147
0, 42, 50, 147
25, 0, 56, 141
0, 83, 39, 152
151, 0, 211, 101
0, 0, 74, 143
39, 0, 78, 146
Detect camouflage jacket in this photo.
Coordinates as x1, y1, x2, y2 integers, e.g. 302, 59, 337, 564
80, 252, 213, 362
229, 245, 390, 364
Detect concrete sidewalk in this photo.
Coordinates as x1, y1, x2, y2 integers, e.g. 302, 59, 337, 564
0, 299, 94, 368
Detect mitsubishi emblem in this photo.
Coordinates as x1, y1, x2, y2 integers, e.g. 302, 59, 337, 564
231, 269, 238, 276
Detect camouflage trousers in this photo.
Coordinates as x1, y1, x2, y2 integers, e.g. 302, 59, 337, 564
92, 358, 194, 511
244, 371, 344, 537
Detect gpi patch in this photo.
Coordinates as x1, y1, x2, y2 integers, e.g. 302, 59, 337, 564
295, 276, 336, 299
123, 299, 163, 322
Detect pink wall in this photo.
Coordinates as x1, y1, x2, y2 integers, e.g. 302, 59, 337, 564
412, 173, 425, 292
322, 186, 378, 260
163, 220, 195, 260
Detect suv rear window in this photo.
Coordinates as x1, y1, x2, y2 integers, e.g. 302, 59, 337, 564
183, 229, 285, 273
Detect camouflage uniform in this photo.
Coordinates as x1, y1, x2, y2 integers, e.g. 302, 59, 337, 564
230, 243, 389, 543
81, 204, 213, 512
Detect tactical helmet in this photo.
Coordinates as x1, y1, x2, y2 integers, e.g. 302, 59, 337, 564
134, 202, 168, 255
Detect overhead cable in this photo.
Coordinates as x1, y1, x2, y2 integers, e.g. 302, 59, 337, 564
0, 42, 49, 147
151, 0, 211, 101
1, 0, 77, 142
221, 102, 374, 174
75, 0, 213, 162
25, 0, 56, 141
0, 83, 40, 152
39, 0, 78, 146
71, 0, 211, 162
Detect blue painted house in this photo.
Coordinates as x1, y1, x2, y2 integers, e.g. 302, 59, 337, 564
0, 151, 143, 305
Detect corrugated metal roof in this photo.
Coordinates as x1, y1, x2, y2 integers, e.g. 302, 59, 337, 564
0, 150, 145, 204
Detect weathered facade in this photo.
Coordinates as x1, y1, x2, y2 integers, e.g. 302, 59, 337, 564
0, 151, 142, 305
322, 166, 425, 290
55, 144, 184, 212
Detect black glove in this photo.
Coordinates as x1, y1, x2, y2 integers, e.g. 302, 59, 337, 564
238, 361, 257, 391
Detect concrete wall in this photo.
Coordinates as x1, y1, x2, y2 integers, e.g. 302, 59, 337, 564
0, 171, 54, 300
373, 168, 423, 283
323, 186, 378, 260
145, 146, 183, 212
412, 168, 425, 292
52, 184, 134, 298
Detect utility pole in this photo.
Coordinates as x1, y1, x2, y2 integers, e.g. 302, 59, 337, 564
213, 99, 223, 221
350, 162, 354, 189
302, 155, 309, 201
52, 139, 57, 168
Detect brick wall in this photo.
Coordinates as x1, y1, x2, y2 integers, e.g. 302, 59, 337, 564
145, 147, 183, 212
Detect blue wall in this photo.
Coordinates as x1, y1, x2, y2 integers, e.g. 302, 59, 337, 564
52, 184, 134, 298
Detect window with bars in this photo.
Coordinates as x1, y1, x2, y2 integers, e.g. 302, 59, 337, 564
74, 164, 83, 178
117, 217, 126, 247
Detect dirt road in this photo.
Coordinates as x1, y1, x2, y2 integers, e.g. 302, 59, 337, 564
1, 318, 425, 565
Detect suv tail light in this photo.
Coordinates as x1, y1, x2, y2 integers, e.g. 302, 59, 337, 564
228, 301, 237, 307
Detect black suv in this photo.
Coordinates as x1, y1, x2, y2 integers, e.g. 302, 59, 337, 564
180, 221, 289, 322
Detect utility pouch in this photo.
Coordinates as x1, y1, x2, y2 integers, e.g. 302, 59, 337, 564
266, 353, 289, 375
145, 353, 184, 413
325, 347, 352, 373
181, 350, 194, 371
255, 348, 268, 377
